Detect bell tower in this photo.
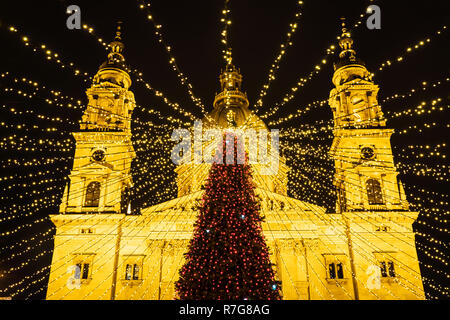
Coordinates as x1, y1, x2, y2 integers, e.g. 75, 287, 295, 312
328, 22, 424, 300
47, 23, 137, 300
60, 22, 135, 214
328, 23, 408, 212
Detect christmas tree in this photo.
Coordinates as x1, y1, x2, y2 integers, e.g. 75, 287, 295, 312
175, 133, 281, 300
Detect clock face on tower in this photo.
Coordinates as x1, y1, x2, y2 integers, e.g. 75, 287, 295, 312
361, 147, 375, 160
91, 149, 106, 162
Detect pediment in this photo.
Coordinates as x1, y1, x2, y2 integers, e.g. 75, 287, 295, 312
79, 161, 114, 172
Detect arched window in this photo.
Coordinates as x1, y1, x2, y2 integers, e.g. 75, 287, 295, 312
366, 179, 383, 205
85, 182, 101, 207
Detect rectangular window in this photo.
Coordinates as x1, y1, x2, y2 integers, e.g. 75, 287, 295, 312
72, 253, 95, 281
336, 263, 344, 279
328, 263, 344, 279
125, 264, 140, 280
133, 264, 140, 280
82, 263, 90, 279
380, 261, 387, 277
379, 261, 396, 278
75, 263, 90, 279
125, 264, 132, 280
325, 255, 346, 280
123, 255, 144, 281
328, 263, 336, 279
75, 263, 82, 279
388, 261, 396, 277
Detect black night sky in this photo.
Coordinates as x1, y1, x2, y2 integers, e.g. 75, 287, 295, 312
0, 0, 448, 300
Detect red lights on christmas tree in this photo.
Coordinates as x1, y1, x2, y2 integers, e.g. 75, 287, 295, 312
175, 133, 281, 300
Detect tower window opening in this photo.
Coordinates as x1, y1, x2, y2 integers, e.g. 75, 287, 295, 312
85, 181, 101, 207
380, 260, 396, 278
328, 262, 344, 279
366, 178, 383, 205
75, 263, 90, 280
125, 264, 141, 280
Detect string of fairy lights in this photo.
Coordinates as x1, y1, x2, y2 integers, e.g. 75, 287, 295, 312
264, 159, 446, 298
0, 0, 448, 300
220, 0, 233, 65
135, 0, 207, 115
254, 1, 304, 109
253, 168, 428, 299
280, 141, 449, 236
0, 84, 440, 294
256, 5, 374, 118
4, 25, 90, 84
268, 76, 450, 127
261, 23, 448, 122
377, 25, 448, 72
269, 96, 449, 138
1, 21, 198, 123
20, 158, 209, 299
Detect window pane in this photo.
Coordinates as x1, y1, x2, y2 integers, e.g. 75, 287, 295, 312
328, 263, 336, 279
367, 179, 383, 205
388, 261, 396, 277
336, 263, 344, 279
133, 264, 140, 280
125, 264, 132, 280
85, 182, 101, 207
82, 263, 90, 279
75, 263, 82, 279
380, 261, 387, 277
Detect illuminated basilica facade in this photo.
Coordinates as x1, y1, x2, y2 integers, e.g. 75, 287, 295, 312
46, 25, 425, 300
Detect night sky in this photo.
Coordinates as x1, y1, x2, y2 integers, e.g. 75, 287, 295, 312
0, 0, 448, 299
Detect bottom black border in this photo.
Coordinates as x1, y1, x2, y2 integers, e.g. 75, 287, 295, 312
0, 300, 446, 319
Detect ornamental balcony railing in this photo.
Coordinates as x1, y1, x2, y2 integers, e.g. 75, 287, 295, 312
213, 89, 249, 108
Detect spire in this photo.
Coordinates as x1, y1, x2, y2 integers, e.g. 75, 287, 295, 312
114, 21, 123, 42
99, 21, 127, 72
107, 22, 125, 62
338, 18, 357, 60
94, 22, 132, 89
333, 18, 366, 72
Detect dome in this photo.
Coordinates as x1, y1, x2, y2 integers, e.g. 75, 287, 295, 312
204, 63, 266, 129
